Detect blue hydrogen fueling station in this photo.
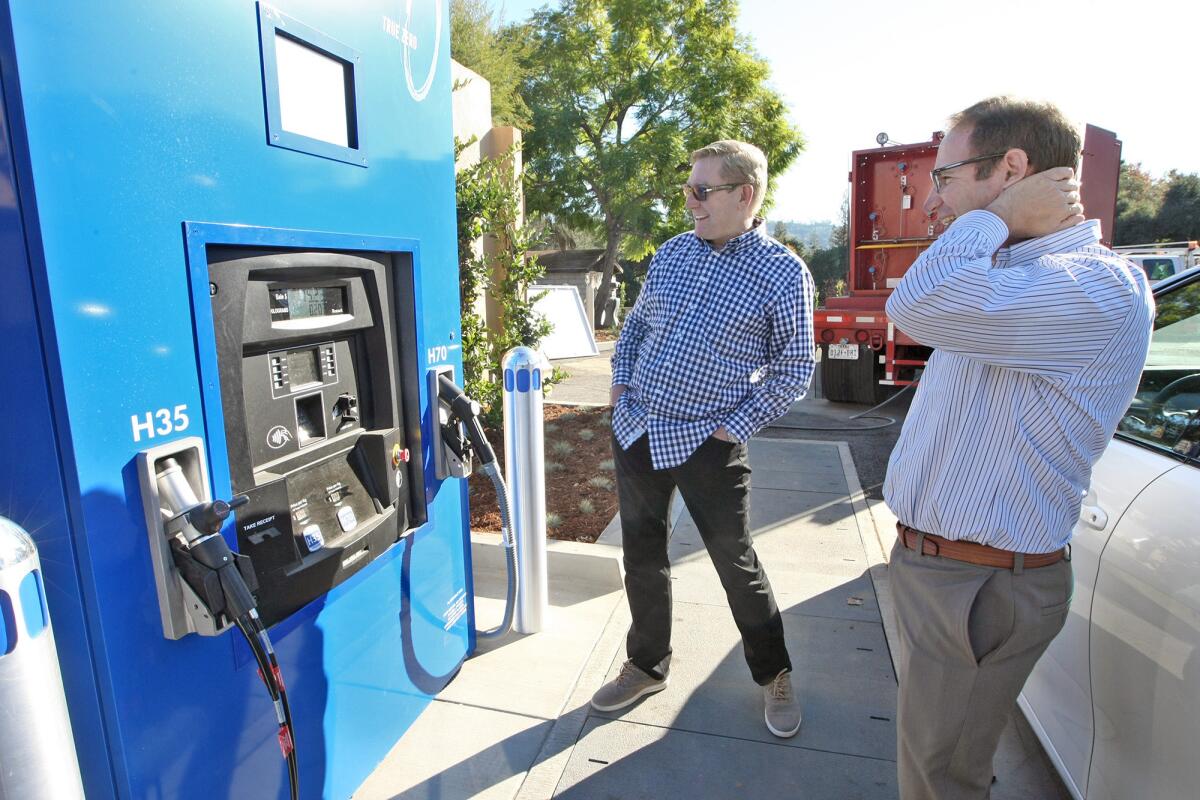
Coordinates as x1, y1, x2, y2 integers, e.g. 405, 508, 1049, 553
0, 1, 485, 797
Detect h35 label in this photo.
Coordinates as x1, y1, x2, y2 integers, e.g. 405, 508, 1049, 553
131, 405, 190, 442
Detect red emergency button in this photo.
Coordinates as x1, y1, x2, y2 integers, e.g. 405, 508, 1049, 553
391, 444, 410, 467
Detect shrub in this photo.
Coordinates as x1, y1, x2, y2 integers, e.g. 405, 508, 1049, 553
454, 138, 553, 426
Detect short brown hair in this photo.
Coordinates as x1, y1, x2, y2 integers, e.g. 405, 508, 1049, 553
949, 97, 1081, 178
691, 140, 768, 214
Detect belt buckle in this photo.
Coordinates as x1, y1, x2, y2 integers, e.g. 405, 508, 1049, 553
908, 528, 939, 558
923, 534, 940, 557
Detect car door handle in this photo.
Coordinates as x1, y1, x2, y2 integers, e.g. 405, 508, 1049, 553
1080, 504, 1109, 530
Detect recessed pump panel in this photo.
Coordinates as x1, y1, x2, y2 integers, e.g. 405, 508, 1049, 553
206, 248, 425, 627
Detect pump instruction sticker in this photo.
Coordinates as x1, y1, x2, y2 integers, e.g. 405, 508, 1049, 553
131, 405, 190, 442
443, 588, 468, 631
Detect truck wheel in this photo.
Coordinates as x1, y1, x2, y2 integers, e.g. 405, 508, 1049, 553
820, 344, 886, 405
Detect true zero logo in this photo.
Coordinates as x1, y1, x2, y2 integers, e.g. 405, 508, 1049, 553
383, 0, 442, 102
267, 425, 293, 449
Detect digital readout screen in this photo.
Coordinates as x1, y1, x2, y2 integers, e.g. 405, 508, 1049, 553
269, 286, 346, 321
287, 348, 321, 386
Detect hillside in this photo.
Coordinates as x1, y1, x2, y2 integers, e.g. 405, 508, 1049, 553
766, 219, 835, 249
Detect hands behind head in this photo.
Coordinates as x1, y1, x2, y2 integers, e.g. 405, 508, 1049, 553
985, 167, 1085, 240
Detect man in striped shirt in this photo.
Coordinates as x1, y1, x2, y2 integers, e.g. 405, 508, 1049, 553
883, 97, 1154, 798
589, 140, 815, 739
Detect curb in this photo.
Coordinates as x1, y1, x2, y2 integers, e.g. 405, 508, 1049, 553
835, 443, 900, 681
470, 532, 624, 590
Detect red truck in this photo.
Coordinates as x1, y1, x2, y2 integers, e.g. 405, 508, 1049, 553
815, 125, 1123, 404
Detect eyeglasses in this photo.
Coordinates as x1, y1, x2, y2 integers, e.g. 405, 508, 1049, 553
930, 152, 1007, 193
681, 182, 743, 201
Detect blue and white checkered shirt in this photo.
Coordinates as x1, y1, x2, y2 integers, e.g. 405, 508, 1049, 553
883, 210, 1154, 553
611, 221, 815, 469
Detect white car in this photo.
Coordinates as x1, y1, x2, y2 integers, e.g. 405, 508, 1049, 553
1020, 266, 1200, 799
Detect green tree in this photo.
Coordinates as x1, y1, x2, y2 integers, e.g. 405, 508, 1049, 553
454, 140, 552, 421
519, 0, 803, 325
450, 0, 531, 128
771, 220, 809, 260
1113, 163, 1200, 245
804, 192, 849, 305
1114, 162, 1165, 245
1155, 171, 1200, 242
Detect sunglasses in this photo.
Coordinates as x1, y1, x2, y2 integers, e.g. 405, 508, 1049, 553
681, 182, 744, 201
930, 152, 1007, 193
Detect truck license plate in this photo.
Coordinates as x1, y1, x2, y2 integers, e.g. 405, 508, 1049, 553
829, 344, 859, 360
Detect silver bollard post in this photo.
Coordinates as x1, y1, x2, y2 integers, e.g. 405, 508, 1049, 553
0, 516, 86, 800
502, 346, 549, 634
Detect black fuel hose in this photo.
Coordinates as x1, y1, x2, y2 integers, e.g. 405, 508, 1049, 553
773, 381, 918, 432
437, 375, 518, 640
167, 493, 300, 800
235, 613, 298, 800
475, 460, 517, 640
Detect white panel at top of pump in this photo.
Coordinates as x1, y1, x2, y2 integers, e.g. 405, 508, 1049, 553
275, 34, 351, 147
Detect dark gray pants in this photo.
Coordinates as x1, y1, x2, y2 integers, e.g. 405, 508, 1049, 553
613, 433, 791, 685
889, 536, 1073, 799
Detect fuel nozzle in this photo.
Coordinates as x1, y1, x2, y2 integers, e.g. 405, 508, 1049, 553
437, 374, 497, 466
154, 458, 258, 625
187, 495, 249, 536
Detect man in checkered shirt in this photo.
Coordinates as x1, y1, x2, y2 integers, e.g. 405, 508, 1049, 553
589, 140, 815, 738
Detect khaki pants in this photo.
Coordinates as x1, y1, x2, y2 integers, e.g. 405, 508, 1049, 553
889, 537, 1072, 799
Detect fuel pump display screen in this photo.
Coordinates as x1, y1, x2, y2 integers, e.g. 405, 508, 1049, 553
270, 286, 347, 320
287, 347, 321, 386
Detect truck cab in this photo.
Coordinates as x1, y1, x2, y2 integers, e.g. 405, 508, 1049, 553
1112, 241, 1199, 285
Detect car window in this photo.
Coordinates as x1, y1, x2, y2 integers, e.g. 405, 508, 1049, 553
1138, 257, 1178, 281
1116, 279, 1200, 460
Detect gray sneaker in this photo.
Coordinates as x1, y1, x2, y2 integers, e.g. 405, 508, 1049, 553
763, 669, 801, 738
590, 660, 668, 711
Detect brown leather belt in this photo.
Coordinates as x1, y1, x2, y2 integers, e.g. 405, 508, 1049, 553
897, 523, 1065, 570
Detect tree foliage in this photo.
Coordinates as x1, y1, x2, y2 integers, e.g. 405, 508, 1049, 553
454, 139, 552, 423
518, 0, 803, 324
1155, 173, 1200, 242
798, 192, 849, 306
1114, 162, 1200, 245
449, 0, 531, 128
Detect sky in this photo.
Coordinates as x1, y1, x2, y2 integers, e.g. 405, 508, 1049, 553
494, 0, 1200, 222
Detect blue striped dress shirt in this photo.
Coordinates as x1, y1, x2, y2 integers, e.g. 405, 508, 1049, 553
612, 222, 815, 469
883, 210, 1154, 553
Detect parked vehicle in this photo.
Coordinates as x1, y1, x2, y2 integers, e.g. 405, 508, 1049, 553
1112, 241, 1199, 285
814, 126, 1123, 404
1019, 265, 1200, 800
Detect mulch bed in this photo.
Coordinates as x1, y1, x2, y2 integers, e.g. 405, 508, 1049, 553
468, 404, 619, 543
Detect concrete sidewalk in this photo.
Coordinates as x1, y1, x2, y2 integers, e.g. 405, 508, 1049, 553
355, 352, 1068, 799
